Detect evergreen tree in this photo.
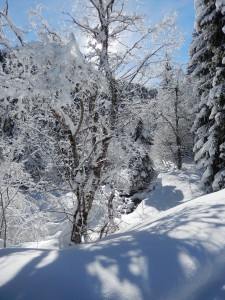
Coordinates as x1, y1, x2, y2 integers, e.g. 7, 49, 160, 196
188, 0, 225, 192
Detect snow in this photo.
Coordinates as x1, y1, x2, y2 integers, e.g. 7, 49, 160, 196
216, 0, 225, 14
120, 161, 204, 228
2, 163, 225, 300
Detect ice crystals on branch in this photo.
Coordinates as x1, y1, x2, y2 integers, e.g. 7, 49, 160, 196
0, 0, 24, 48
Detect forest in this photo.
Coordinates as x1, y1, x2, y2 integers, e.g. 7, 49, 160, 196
0, 1, 225, 299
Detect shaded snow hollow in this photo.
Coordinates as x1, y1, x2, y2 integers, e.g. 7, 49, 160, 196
1, 184, 225, 299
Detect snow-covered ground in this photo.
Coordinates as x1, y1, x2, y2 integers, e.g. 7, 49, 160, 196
120, 161, 204, 228
1, 162, 225, 300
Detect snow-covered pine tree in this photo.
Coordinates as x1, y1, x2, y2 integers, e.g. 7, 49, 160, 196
209, 0, 225, 190
188, 0, 225, 192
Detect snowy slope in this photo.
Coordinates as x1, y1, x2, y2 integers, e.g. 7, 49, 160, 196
1, 188, 225, 300
120, 161, 204, 228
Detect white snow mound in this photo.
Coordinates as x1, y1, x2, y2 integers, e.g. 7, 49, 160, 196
1, 189, 225, 300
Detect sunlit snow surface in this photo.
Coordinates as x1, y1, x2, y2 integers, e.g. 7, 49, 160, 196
1, 164, 225, 300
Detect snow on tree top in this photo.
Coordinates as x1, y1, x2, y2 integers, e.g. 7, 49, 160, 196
216, 0, 225, 14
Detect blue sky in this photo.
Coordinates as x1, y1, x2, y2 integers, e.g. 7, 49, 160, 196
4, 0, 195, 64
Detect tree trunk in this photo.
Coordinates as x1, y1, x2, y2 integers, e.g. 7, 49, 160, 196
176, 137, 182, 170
71, 206, 89, 244
175, 87, 182, 170
0, 194, 7, 247
100, 187, 117, 239
71, 188, 96, 244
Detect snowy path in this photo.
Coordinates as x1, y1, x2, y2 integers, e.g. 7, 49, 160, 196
121, 161, 204, 228
146, 162, 204, 211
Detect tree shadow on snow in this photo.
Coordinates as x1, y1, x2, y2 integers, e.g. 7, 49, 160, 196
144, 178, 184, 211
1, 201, 225, 300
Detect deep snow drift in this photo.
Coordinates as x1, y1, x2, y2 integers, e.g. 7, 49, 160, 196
1, 180, 225, 299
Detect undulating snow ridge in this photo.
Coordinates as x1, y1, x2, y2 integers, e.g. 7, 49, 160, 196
1, 181, 225, 299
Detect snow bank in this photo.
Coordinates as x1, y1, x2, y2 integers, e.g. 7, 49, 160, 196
1, 189, 225, 300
